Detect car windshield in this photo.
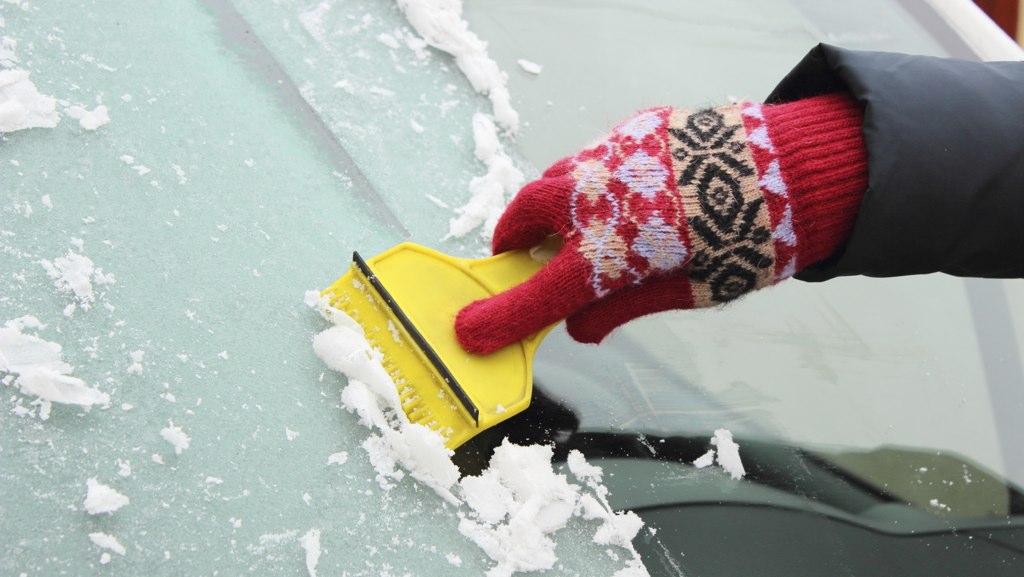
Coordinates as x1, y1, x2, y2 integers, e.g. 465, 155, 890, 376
466, 0, 1024, 573
2, 0, 1022, 576
461, 1, 1024, 573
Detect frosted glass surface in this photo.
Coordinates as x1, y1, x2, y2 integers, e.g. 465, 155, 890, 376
1, 1, 1020, 576
463, 0, 947, 168
0, 1, 499, 576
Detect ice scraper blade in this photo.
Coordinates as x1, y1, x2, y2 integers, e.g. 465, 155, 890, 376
321, 243, 556, 449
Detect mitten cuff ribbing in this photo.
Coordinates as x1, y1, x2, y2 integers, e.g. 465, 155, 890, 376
760, 93, 868, 270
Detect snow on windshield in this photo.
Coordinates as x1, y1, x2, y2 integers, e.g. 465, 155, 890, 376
0, 0, 752, 574
304, 4, 652, 573
395, 0, 524, 242
308, 292, 649, 577
0, 25, 109, 133
301, 4, 756, 573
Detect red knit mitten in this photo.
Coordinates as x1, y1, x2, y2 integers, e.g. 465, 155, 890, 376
457, 93, 867, 354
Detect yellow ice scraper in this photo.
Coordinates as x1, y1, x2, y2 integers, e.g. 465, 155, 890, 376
321, 243, 556, 449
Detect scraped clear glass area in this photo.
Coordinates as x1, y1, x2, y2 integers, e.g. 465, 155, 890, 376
1, 0, 1021, 576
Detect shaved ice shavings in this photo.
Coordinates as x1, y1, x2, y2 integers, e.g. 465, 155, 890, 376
516, 59, 542, 75
299, 529, 322, 577
89, 532, 126, 556
308, 295, 650, 576
394, 0, 525, 241
39, 248, 116, 314
161, 421, 191, 455
444, 113, 524, 241
396, 0, 517, 132
693, 449, 716, 469
0, 69, 59, 133
1, 316, 110, 418
65, 104, 110, 130
691, 431, 747, 478
568, 449, 646, 555
710, 429, 746, 480
84, 478, 129, 515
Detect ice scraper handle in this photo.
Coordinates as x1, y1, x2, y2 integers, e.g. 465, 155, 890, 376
456, 94, 869, 355
460, 244, 550, 295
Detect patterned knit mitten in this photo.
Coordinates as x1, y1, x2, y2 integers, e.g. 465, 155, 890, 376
457, 93, 868, 354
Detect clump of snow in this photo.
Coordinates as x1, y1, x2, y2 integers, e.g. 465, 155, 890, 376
65, 104, 110, 130
309, 292, 460, 502
692, 449, 715, 469
516, 59, 542, 75
89, 532, 126, 556
711, 429, 746, 480
458, 439, 648, 577
299, 529, 321, 577
0, 69, 59, 133
0, 316, 110, 419
308, 296, 649, 576
161, 421, 190, 455
396, 0, 518, 132
691, 430, 746, 479
343, 378, 462, 503
445, 113, 524, 240
568, 450, 646, 559
126, 350, 144, 375
39, 248, 115, 314
84, 478, 129, 515
327, 451, 348, 466
393, 1, 526, 241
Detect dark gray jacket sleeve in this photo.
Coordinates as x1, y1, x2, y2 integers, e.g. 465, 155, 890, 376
766, 44, 1024, 281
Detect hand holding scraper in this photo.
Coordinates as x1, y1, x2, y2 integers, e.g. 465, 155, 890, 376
323, 94, 868, 448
